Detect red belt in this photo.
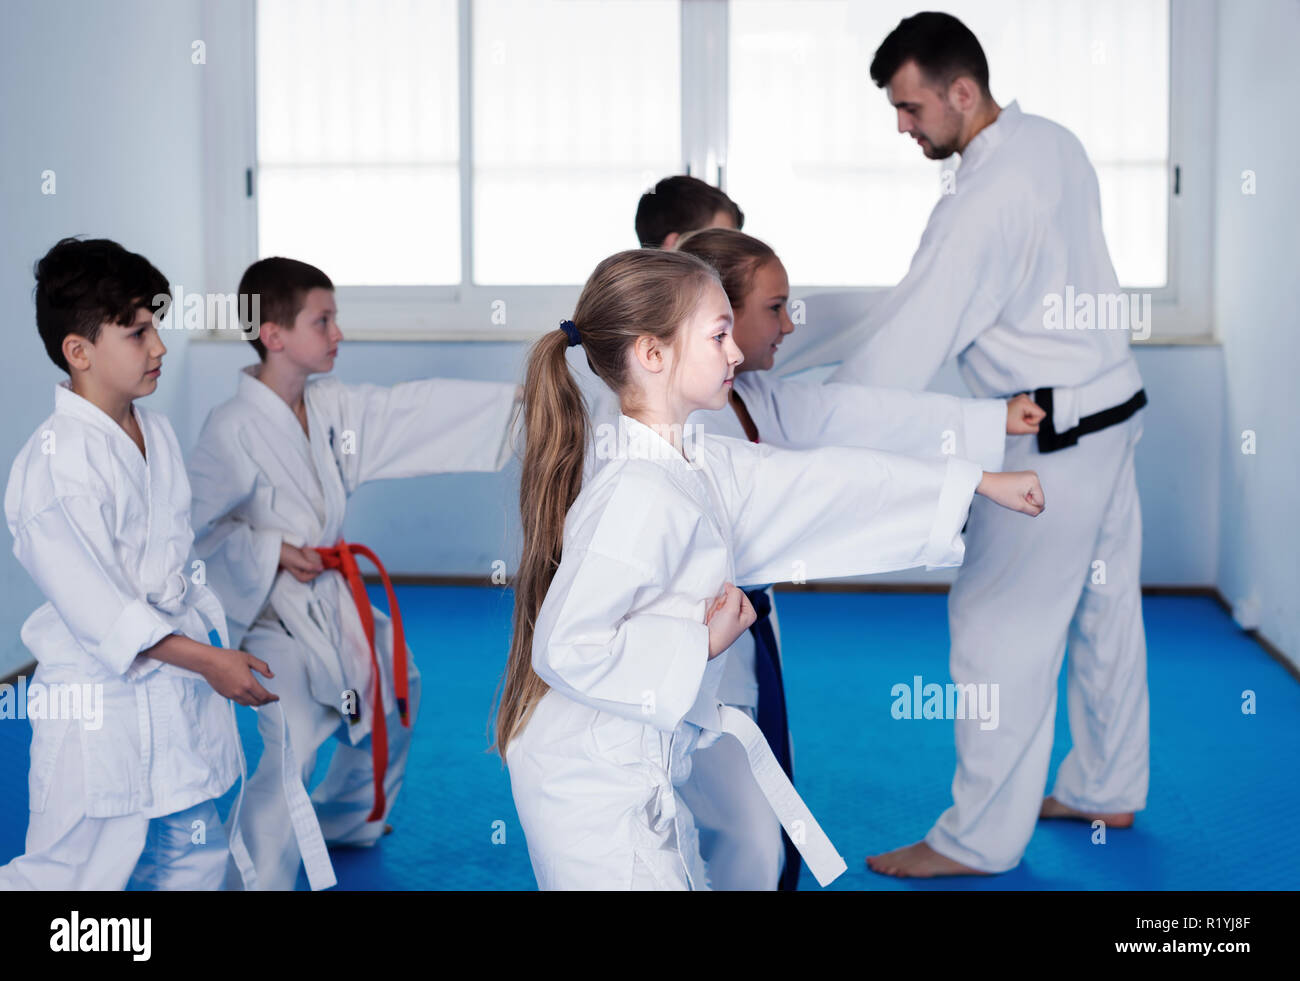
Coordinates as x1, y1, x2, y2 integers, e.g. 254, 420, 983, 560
314, 541, 410, 822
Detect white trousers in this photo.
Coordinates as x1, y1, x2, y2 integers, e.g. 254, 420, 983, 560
677, 724, 785, 890
0, 722, 229, 890
678, 594, 790, 891
235, 617, 422, 890
926, 413, 1149, 872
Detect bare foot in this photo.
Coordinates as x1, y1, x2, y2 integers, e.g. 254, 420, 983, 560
1039, 795, 1134, 828
866, 841, 988, 878
384, 824, 394, 836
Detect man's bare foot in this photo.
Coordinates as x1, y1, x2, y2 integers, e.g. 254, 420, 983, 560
1039, 795, 1134, 828
866, 841, 988, 878
384, 824, 394, 836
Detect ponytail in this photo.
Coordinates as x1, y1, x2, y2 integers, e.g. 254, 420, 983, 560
492, 328, 588, 756
492, 249, 720, 757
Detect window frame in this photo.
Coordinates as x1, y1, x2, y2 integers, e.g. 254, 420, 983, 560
199, 0, 1213, 345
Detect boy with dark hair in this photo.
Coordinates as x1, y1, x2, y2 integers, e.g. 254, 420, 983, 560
634, 175, 744, 248
188, 256, 521, 890
239, 256, 333, 360
1, 237, 273, 889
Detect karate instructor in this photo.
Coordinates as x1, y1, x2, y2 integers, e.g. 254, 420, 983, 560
834, 12, 1150, 877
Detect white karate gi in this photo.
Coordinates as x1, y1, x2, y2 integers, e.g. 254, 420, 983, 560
565, 348, 1007, 888
507, 413, 984, 889
830, 100, 1148, 872
188, 367, 519, 890
0, 383, 246, 891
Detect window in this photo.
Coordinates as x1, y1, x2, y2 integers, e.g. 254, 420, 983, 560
256, 0, 461, 285
203, 0, 1206, 339
472, 0, 680, 285
255, 0, 678, 289
728, 0, 1169, 288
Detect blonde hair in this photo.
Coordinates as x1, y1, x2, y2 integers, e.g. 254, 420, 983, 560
492, 249, 721, 757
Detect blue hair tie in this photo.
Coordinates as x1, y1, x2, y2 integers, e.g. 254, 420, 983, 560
560, 319, 581, 347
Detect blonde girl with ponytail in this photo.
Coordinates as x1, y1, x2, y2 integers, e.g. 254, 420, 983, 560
495, 248, 1043, 890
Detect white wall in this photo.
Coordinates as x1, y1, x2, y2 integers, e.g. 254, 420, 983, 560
0, 0, 208, 676
1211, 0, 1300, 664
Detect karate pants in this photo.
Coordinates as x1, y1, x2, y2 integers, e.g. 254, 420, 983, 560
679, 592, 790, 891
926, 413, 1148, 873
0, 721, 229, 890
677, 718, 785, 890
236, 617, 422, 890
681, 587, 790, 893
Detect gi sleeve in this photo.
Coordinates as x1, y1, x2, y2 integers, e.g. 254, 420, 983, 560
829, 198, 1012, 392
532, 546, 710, 734
747, 375, 1006, 470
959, 397, 1009, 473
331, 377, 522, 492
714, 439, 984, 587
187, 421, 283, 634
11, 495, 177, 678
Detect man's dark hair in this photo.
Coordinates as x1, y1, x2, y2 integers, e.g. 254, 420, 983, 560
34, 237, 170, 373
634, 175, 744, 248
870, 11, 990, 95
238, 256, 334, 359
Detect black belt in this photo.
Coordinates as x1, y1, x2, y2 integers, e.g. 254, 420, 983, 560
1032, 387, 1147, 453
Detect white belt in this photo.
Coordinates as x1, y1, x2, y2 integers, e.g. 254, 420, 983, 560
261, 701, 337, 891
225, 701, 258, 889
222, 702, 337, 891
200, 605, 337, 891
716, 705, 847, 887
1047, 358, 1143, 434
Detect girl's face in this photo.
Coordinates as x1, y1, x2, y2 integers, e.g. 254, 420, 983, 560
672, 278, 744, 414
732, 258, 794, 373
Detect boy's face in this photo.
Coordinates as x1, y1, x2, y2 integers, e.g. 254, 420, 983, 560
265, 288, 342, 374
68, 306, 167, 400
732, 258, 794, 373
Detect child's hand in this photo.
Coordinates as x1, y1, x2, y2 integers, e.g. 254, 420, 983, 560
280, 542, 325, 582
1006, 393, 1046, 434
203, 648, 279, 707
977, 470, 1045, 516
704, 583, 757, 659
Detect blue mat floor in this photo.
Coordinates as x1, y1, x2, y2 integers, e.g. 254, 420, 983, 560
1, 588, 1296, 890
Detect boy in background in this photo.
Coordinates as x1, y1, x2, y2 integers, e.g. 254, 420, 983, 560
634, 174, 743, 249
189, 257, 520, 890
